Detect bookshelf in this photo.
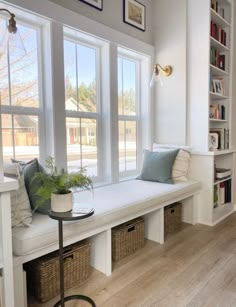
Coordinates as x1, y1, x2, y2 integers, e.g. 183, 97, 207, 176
188, 0, 235, 225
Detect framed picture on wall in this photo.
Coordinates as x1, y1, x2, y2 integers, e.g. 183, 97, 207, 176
79, 0, 103, 11
123, 0, 146, 31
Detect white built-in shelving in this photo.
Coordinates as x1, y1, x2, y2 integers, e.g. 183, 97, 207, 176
188, 0, 235, 226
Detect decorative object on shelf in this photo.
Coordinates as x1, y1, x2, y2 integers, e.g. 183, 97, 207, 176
209, 132, 219, 150
150, 63, 172, 86
32, 157, 93, 213
79, 0, 103, 11
213, 78, 223, 95
210, 127, 229, 150
0, 8, 26, 56
216, 168, 231, 179
123, 0, 145, 31
209, 104, 225, 120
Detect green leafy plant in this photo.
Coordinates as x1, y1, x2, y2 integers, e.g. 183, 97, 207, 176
32, 157, 93, 208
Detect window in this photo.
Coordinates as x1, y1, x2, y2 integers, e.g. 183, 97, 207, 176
0, 5, 151, 186
64, 39, 100, 177
0, 18, 41, 162
118, 56, 139, 174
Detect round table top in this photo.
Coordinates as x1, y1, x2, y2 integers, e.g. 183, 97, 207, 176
48, 208, 95, 221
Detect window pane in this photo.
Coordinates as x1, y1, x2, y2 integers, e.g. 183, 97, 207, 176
66, 117, 97, 176
64, 40, 77, 108
0, 20, 40, 108
2, 114, 39, 162
118, 120, 125, 173
118, 57, 136, 116
119, 120, 137, 172
64, 40, 97, 112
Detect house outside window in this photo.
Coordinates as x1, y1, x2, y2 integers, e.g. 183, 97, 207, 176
0, 18, 41, 162
64, 39, 100, 177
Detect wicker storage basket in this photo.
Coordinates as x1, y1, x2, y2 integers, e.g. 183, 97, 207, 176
164, 202, 182, 236
25, 240, 91, 303
112, 217, 145, 261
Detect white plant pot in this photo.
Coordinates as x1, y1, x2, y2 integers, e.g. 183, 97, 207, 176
51, 192, 73, 212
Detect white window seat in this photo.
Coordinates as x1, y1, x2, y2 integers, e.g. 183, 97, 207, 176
12, 179, 201, 306
13, 179, 201, 260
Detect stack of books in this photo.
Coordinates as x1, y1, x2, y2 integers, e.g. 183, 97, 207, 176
210, 47, 225, 71
211, 21, 227, 46
214, 179, 231, 207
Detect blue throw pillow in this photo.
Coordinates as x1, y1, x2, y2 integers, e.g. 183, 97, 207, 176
138, 149, 179, 184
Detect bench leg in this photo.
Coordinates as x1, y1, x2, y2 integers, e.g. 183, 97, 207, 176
182, 194, 199, 225
13, 264, 27, 307
90, 229, 112, 276
144, 208, 164, 244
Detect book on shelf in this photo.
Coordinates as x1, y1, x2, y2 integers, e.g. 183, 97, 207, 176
214, 179, 231, 207
211, 0, 219, 13
216, 168, 231, 179
213, 184, 219, 208
210, 47, 226, 71
210, 22, 227, 46
219, 182, 225, 205
224, 179, 231, 203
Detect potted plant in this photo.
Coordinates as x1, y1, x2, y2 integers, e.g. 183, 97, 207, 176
32, 156, 93, 212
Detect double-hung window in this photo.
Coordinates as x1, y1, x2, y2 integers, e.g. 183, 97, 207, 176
118, 55, 140, 175
64, 38, 100, 178
0, 18, 42, 162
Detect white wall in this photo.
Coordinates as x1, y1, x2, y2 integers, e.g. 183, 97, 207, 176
152, 0, 187, 145
49, 0, 153, 45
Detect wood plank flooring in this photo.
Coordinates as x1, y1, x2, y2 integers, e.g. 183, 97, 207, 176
28, 212, 236, 307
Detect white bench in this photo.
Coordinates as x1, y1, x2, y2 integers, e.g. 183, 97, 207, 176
12, 179, 201, 306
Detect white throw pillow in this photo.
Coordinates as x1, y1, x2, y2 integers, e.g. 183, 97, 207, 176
4, 162, 32, 227
153, 144, 192, 182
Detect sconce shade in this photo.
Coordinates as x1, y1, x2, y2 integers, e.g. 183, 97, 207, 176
150, 72, 163, 87
0, 27, 26, 56
150, 63, 172, 87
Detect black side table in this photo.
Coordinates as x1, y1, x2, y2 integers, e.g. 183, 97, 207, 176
48, 209, 96, 307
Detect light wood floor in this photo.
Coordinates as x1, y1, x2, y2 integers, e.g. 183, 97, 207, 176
28, 212, 236, 307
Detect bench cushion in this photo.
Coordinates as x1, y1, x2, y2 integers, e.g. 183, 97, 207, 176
12, 179, 200, 256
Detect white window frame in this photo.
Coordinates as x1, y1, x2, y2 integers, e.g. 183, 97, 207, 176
0, 14, 46, 162
117, 53, 141, 177
0, 1, 154, 184
63, 33, 103, 181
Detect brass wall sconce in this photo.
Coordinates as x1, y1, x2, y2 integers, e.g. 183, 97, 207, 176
0, 8, 17, 33
0, 8, 26, 56
150, 63, 172, 86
